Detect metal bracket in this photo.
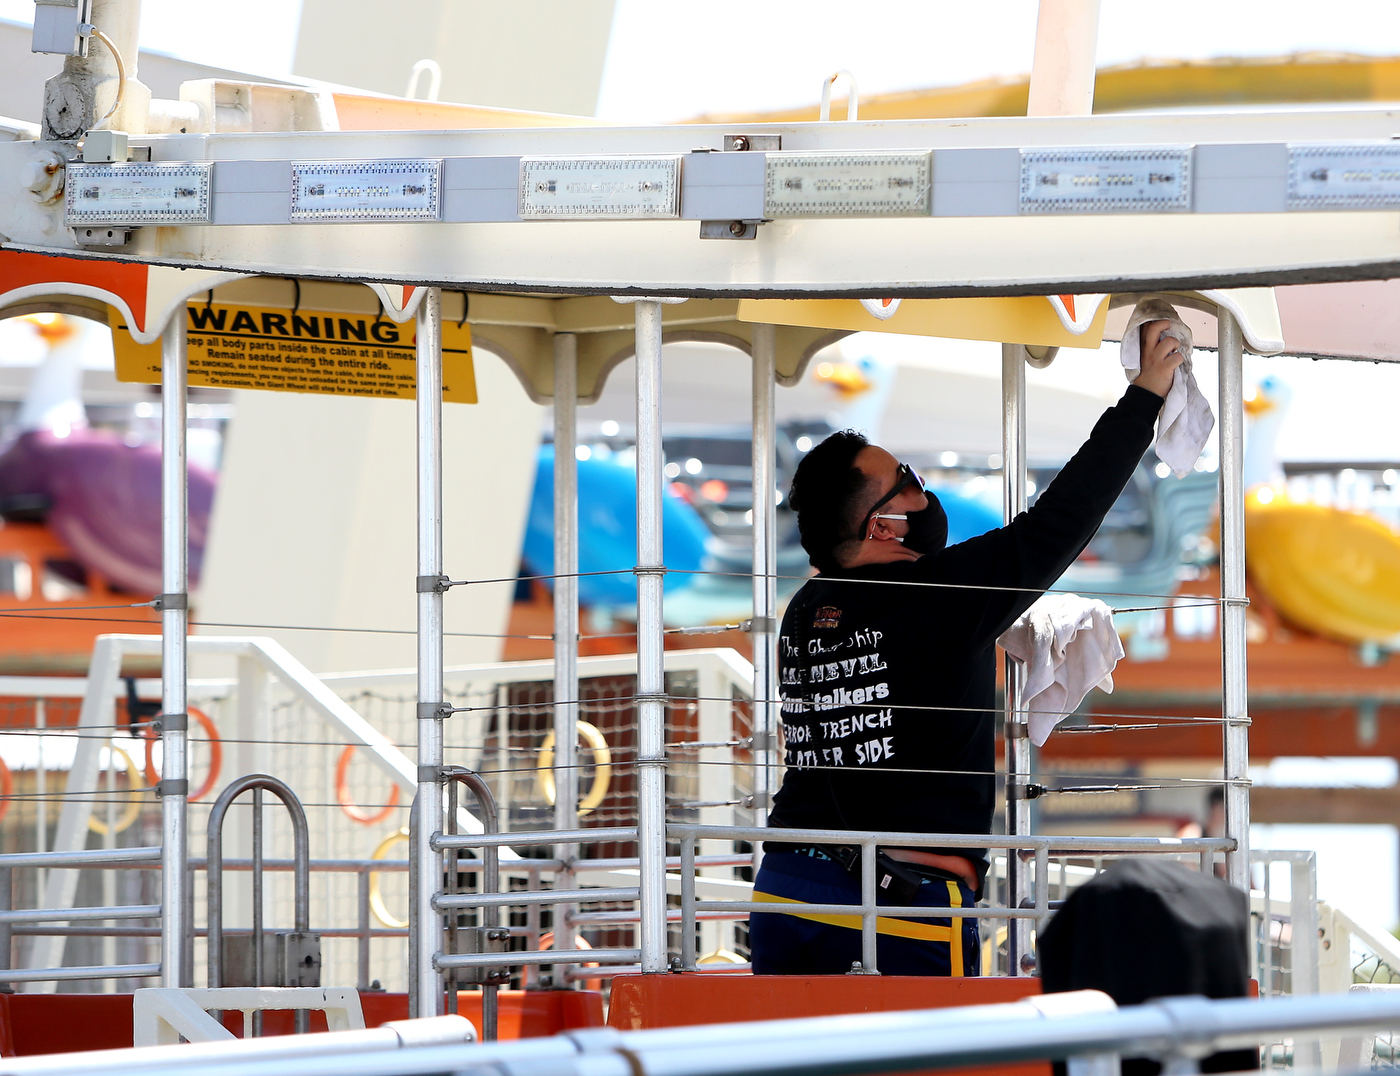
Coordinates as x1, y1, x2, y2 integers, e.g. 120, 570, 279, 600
152, 592, 188, 611
157, 712, 188, 733
1005, 720, 1029, 739
72, 226, 133, 247
845, 960, 881, 976
416, 574, 451, 593
417, 702, 453, 720
699, 220, 760, 240
445, 926, 510, 985
155, 778, 189, 798
417, 765, 443, 783
723, 134, 781, 152
631, 565, 668, 577
740, 616, 778, 633
743, 791, 772, 810
747, 730, 777, 753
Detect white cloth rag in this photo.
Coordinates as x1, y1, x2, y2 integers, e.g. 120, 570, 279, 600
1120, 296, 1215, 478
998, 593, 1124, 747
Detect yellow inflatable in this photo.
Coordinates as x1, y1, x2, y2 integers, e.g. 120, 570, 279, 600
1246, 489, 1400, 645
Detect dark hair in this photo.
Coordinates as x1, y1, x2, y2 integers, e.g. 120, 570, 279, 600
789, 430, 875, 573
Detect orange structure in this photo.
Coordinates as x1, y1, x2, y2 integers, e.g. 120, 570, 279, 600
0, 521, 157, 673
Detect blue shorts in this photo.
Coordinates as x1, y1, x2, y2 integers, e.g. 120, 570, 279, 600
748, 851, 980, 976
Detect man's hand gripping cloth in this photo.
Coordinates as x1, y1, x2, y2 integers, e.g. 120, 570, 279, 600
1120, 296, 1215, 478
998, 593, 1124, 747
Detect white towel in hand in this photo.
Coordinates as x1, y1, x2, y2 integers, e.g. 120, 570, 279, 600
1121, 296, 1215, 478
998, 594, 1124, 747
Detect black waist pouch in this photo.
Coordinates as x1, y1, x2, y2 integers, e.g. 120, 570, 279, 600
819, 846, 925, 905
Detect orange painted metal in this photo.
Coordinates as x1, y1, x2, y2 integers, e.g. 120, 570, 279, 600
607, 975, 1049, 1076
0, 990, 604, 1056
0, 251, 149, 332
0, 521, 158, 674
1, 992, 134, 1056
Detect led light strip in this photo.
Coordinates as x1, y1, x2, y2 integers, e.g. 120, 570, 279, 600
290, 159, 443, 222
1019, 147, 1192, 214
519, 156, 682, 219
66, 162, 213, 224
1287, 143, 1400, 209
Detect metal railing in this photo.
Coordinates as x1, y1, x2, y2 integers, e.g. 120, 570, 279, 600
673, 824, 1233, 975
207, 774, 313, 1033
8, 988, 1400, 1076
429, 825, 645, 990
0, 846, 162, 985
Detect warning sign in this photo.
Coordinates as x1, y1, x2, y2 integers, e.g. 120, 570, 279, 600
110, 302, 477, 403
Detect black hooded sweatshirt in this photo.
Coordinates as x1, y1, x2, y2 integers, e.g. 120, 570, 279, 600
768, 386, 1164, 883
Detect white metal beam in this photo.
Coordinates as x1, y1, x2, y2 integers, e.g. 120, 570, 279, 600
8, 110, 1400, 296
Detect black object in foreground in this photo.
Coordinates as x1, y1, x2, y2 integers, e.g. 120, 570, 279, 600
1038, 857, 1258, 1075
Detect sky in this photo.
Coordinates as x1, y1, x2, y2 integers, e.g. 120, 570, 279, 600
0, 0, 1398, 120
596, 0, 1400, 123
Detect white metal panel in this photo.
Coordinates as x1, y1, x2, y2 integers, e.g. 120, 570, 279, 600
9, 110, 1400, 297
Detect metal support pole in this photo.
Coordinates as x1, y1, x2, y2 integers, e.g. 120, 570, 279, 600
0, 867, 12, 986
1217, 310, 1251, 894
679, 836, 697, 971
1001, 343, 1032, 975
860, 841, 877, 973
160, 312, 189, 990
634, 300, 668, 974
413, 288, 446, 1014
552, 332, 580, 979
356, 869, 371, 990
252, 787, 264, 1036
750, 324, 778, 832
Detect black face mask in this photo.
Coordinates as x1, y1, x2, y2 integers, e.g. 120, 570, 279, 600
901, 494, 948, 556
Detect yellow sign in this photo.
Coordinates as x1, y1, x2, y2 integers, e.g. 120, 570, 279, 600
110, 302, 477, 403
737, 296, 1110, 350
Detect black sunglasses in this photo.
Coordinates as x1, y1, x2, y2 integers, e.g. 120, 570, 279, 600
861, 462, 923, 537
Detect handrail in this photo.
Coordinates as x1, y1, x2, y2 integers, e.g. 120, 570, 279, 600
1332, 903, 1400, 976
0, 846, 161, 868
206, 773, 311, 1033
670, 823, 1234, 855
433, 826, 639, 850
436, 947, 641, 970
11, 990, 1400, 1076
0, 962, 161, 985
440, 767, 501, 1039
673, 823, 1234, 974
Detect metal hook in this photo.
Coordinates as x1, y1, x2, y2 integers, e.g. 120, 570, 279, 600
290, 279, 301, 316
456, 291, 469, 330
820, 70, 859, 122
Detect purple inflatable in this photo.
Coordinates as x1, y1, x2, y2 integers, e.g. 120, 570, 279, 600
0, 428, 217, 593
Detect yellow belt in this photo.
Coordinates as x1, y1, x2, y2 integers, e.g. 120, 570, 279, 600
752, 880, 967, 975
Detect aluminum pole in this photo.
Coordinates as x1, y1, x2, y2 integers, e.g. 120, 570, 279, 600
159, 313, 188, 989
750, 324, 778, 834
634, 301, 668, 973
1217, 310, 1251, 893
413, 288, 446, 1014
1001, 343, 1031, 974
552, 332, 580, 974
